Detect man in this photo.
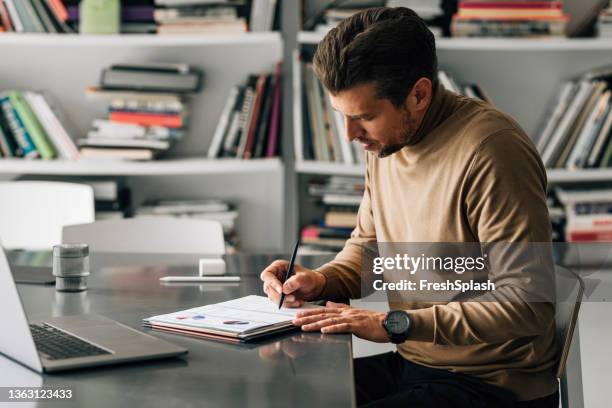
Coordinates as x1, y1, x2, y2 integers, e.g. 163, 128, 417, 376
260, 7, 558, 408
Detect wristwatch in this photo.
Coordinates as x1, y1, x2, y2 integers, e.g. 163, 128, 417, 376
383, 310, 411, 344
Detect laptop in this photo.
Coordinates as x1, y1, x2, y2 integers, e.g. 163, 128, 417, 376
0, 245, 187, 373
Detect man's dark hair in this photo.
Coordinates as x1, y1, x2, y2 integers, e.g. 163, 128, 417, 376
313, 7, 438, 108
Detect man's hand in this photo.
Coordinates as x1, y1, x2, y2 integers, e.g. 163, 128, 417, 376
293, 301, 390, 343
260, 260, 327, 308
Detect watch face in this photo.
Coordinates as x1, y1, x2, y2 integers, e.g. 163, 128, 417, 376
386, 311, 409, 334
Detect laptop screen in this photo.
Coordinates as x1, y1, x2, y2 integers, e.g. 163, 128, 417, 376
0, 243, 43, 372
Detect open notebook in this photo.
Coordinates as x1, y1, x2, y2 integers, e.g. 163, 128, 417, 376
143, 295, 322, 343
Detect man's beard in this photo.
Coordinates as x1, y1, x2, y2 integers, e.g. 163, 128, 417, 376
377, 108, 416, 158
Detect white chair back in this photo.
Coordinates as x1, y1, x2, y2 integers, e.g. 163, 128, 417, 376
0, 181, 94, 250
63, 217, 225, 255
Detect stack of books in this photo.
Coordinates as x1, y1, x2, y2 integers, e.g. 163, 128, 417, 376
297, 59, 491, 163
538, 69, 612, 169
74, 179, 132, 220
451, 1, 568, 38
136, 198, 239, 250
306, 0, 442, 36
438, 70, 493, 103
0, 90, 79, 160
597, 2, 612, 37
0, 0, 74, 33
301, 176, 365, 251
298, 60, 365, 164
153, 0, 278, 34
64, 0, 156, 34
154, 0, 247, 34
83, 63, 203, 161
207, 63, 282, 159
557, 188, 612, 242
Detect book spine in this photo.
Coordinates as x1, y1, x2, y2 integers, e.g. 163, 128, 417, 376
320, 82, 342, 163
109, 106, 183, 116
3, 0, 23, 32
578, 98, 611, 168
536, 81, 575, 153
304, 64, 325, 161
23, 92, 68, 160
0, 105, 20, 157
208, 86, 239, 159
0, 96, 38, 158
243, 74, 268, 159
21, 0, 45, 32
292, 52, 304, 162
109, 111, 183, 128
8, 91, 56, 159
235, 78, 256, 158
458, 1, 563, 9
0, 0, 14, 31
266, 62, 282, 158
567, 91, 611, 169
253, 74, 274, 159
249, 0, 266, 31
588, 105, 612, 167
110, 98, 184, 113
556, 82, 605, 168
38, 0, 65, 32
0, 119, 14, 157
541, 81, 593, 167
31, 0, 56, 33
568, 230, 612, 242
25, 92, 80, 160
46, 0, 68, 22
310, 65, 330, 161
221, 112, 241, 157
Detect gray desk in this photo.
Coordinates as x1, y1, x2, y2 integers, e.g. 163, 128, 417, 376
2, 252, 355, 408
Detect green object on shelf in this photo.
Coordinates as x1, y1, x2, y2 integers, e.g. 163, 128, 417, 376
8, 91, 56, 159
79, 0, 120, 35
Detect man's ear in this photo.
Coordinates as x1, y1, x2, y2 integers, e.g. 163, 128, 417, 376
405, 77, 433, 114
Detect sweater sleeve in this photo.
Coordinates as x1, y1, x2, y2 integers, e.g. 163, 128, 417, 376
406, 129, 556, 345
315, 153, 378, 300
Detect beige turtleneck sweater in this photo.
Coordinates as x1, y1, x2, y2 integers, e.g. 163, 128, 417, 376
316, 85, 558, 401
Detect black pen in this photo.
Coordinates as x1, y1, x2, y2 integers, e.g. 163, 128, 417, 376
278, 238, 300, 309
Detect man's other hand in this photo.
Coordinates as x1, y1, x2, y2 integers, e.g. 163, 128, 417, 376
293, 301, 390, 343
260, 260, 327, 307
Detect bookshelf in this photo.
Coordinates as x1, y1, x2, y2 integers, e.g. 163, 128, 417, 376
293, 30, 612, 245
0, 33, 285, 252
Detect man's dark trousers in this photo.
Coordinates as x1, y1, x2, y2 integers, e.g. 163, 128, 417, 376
354, 352, 559, 408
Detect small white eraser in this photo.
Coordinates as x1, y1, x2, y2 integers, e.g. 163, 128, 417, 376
199, 258, 226, 276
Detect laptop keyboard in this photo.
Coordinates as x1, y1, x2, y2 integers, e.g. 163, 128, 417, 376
30, 323, 112, 360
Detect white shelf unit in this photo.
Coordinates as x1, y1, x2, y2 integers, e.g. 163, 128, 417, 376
0, 32, 281, 46
0, 33, 285, 252
0, 157, 282, 176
